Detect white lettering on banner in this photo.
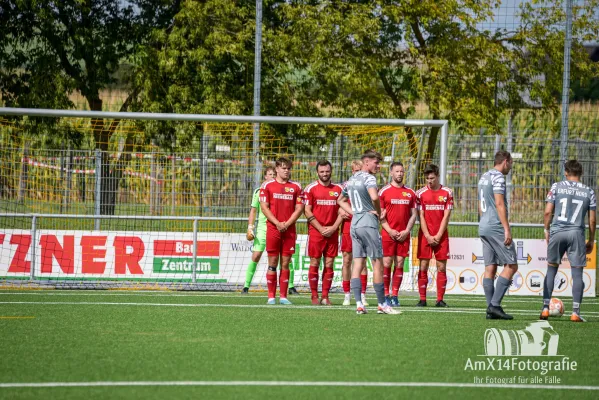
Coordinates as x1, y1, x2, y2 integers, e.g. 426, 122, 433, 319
273, 193, 294, 200
0, 231, 595, 297
315, 200, 337, 206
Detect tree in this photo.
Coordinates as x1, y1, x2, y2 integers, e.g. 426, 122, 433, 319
0, 0, 180, 214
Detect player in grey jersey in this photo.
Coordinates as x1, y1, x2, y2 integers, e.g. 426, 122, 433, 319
478, 150, 517, 320
541, 160, 596, 322
338, 150, 399, 315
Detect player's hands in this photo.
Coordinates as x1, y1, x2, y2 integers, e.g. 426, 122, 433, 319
397, 230, 409, 242
586, 240, 594, 254
339, 208, 351, 220
426, 234, 438, 246
504, 228, 512, 246
246, 225, 255, 241
321, 226, 335, 238
276, 221, 287, 232
388, 229, 400, 241
369, 210, 380, 220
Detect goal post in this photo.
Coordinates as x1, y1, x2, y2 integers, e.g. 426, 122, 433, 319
0, 107, 448, 291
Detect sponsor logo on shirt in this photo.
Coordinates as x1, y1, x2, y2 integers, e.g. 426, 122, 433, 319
329, 191, 339, 197
391, 199, 411, 205
426, 204, 446, 210
273, 193, 294, 200
316, 199, 338, 206
438, 196, 447, 202
402, 192, 412, 197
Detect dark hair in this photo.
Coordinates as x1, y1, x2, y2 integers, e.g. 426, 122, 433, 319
494, 150, 512, 166
316, 160, 332, 170
390, 162, 404, 169
361, 149, 382, 162
423, 164, 439, 176
564, 160, 583, 177
275, 157, 292, 168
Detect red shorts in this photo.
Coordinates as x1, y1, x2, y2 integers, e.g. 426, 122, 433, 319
382, 237, 410, 258
417, 231, 449, 261
266, 228, 297, 256
307, 233, 339, 259
341, 232, 352, 253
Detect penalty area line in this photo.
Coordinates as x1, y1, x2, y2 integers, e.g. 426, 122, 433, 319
0, 380, 597, 390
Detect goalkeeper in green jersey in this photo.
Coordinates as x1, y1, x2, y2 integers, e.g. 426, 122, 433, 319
242, 167, 299, 294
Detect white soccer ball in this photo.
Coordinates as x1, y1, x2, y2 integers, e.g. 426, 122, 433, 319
548, 298, 564, 317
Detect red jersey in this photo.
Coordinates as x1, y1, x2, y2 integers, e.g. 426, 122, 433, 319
379, 184, 417, 239
416, 185, 453, 235
259, 179, 303, 230
341, 181, 352, 234
303, 181, 343, 235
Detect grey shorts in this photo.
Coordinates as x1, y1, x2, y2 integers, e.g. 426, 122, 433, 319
480, 235, 517, 266
350, 226, 383, 259
547, 230, 587, 267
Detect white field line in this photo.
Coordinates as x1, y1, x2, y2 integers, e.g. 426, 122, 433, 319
0, 380, 597, 390
0, 301, 596, 316
0, 291, 596, 305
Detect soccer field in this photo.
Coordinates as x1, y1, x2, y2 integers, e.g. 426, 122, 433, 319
0, 290, 598, 400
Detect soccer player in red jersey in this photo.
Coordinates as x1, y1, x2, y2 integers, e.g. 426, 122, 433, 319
339, 160, 369, 306
379, 162, 417, 308
415, 164, 453, 307
259, 157, 304, 305
303, 160, 344, 305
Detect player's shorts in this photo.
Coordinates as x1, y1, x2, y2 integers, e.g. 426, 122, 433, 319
382, 237, 410, 258
350, 226, 383, 259
480, 235, 517, 266
306, 233, 339, 258
417, 231, 449, 261
252, 226, 267, 252
547, 230, 587, 267
266, 228, 297, 257
341, 232, 352, 253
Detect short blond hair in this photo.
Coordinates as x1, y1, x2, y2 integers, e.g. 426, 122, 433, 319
351, 159, 362, 172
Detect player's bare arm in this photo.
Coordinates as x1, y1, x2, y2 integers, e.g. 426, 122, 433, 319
337, 194, 353, 216
419, 208, 436, 245
587, 210, 596, 254
260, 201, 285, 232
321, 214, 344, 238
434, 208, 452, 243
543, 202, 554, 244
368, 187, 381, 218
494, 192, 512, 246
398, 207, 418, 242
381, 213, 399, 241
247, 206, 257, 241
305, 203, 327, 236
338, 207, 351, 220
284, 202, 305, 230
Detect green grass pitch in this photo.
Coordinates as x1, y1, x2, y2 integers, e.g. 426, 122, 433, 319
0, 290, 598, 400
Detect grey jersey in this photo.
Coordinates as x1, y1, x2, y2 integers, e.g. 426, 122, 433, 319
478, 169, 508, 236
547, 180, 596, 234
342, 171, 379, 229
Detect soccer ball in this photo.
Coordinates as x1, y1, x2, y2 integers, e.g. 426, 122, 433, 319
548, 298, 564, 317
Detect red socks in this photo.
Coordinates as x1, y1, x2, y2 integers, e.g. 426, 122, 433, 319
279, 269, 290, 299
383, 267, 392, 296
322, 267, 334, 299
342, 280, 350, 294
267, 271, 277, 298
308, 266, 319, 297
360, 274, 367, 294
418, 270, 428, 301
392, 267, 404, 297
437, 270, 447, 302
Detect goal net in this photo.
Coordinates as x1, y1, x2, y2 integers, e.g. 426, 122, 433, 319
0, 110, 447, 291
